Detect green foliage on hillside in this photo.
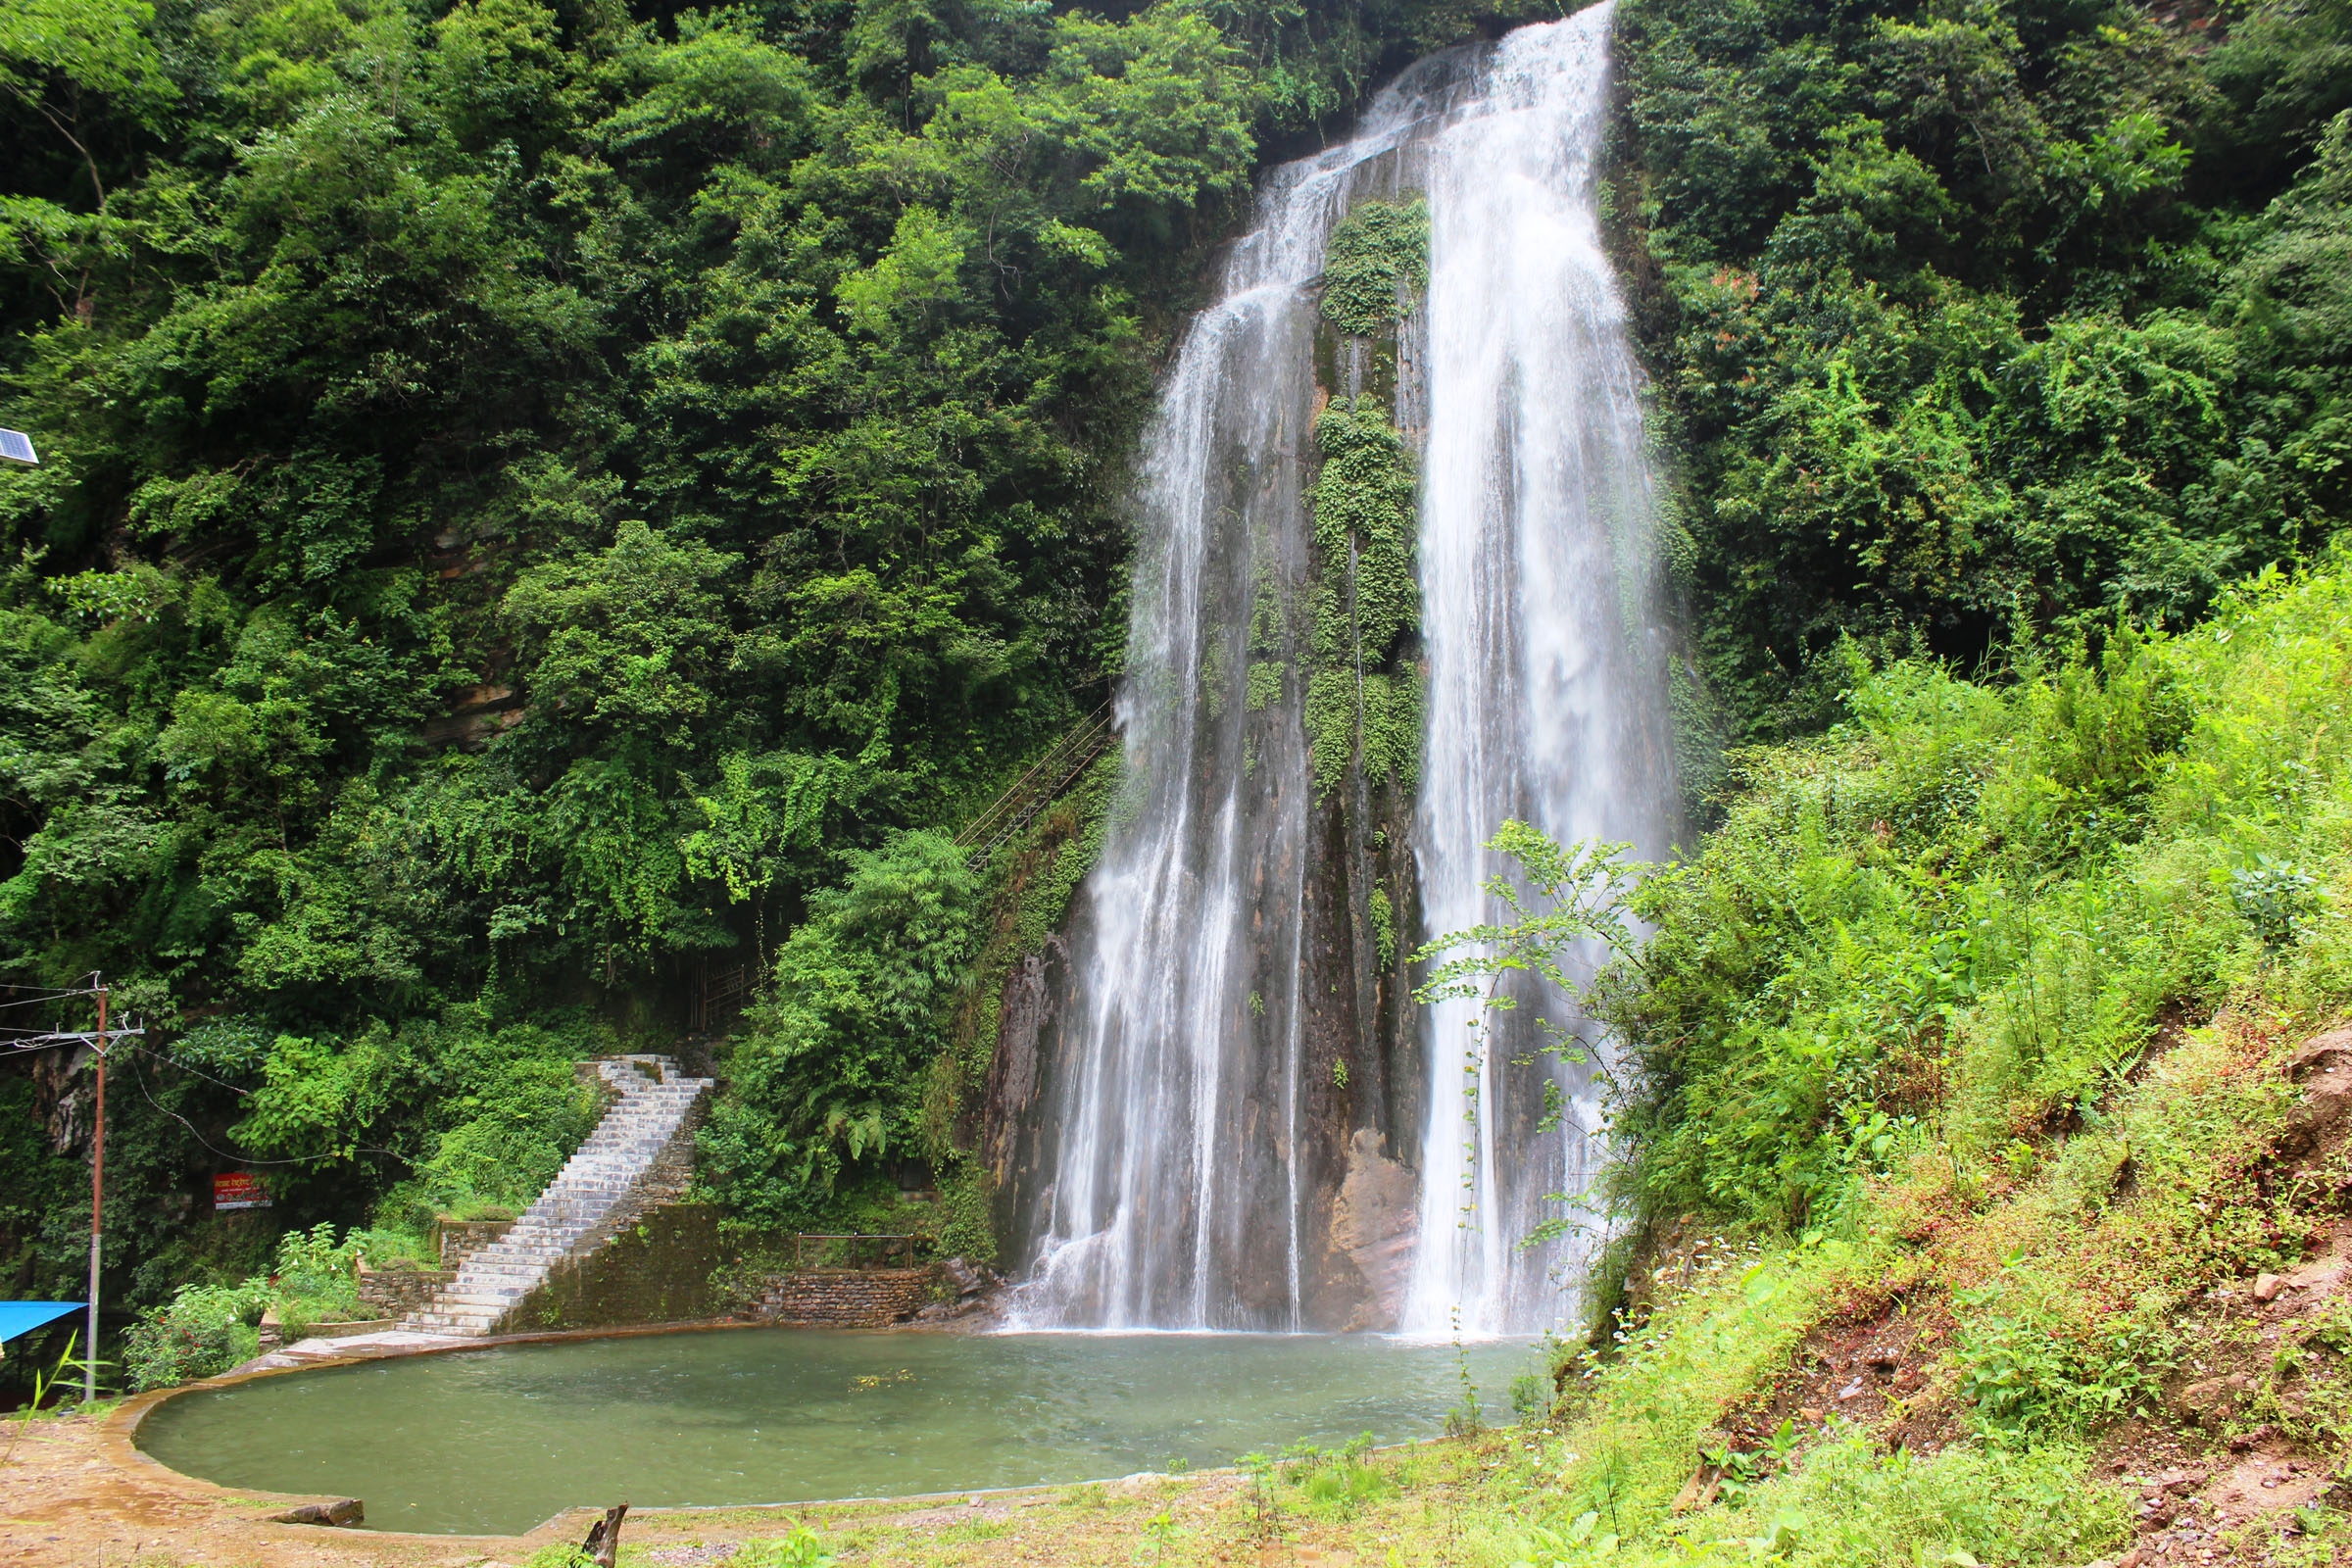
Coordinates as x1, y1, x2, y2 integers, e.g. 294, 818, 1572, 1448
1604, 558, 2352, 1237
0, 0, 1260, 1025
696, 829, 978, 1220
1544, 560, 2352, 1495
1617, 0, 2352, 742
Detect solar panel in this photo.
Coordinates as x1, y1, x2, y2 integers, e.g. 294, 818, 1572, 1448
0, 428, 35, 465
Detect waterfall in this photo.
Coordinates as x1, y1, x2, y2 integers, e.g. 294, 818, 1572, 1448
1004, 62, 1442, 1332
1006, 2, 1673, 1335
1398, 4, 1676, 1339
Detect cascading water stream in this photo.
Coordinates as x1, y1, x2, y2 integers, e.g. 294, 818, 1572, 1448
1008, 1, 1673, 1335
1005, 67, 1448, 1331
1398, 3, 1676, 1339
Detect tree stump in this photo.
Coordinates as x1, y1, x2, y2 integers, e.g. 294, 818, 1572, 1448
580, 1502, 628, 1568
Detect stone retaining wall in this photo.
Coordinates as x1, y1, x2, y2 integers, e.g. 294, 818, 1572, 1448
754, 1267, 937, 1327
521, 1203, 738, 1331
355, 1263, 453, 1317
411, 1200, 939, 1333
433, 1218, 514, 1269
256, 1313, 396, 1351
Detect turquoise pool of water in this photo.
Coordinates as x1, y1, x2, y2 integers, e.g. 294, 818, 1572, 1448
136, 1328, 1544, 1534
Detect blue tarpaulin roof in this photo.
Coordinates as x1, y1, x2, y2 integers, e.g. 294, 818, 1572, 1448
0, 1302, 82, 1344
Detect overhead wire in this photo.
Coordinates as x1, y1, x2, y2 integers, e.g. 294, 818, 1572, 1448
121, 1040, 251, 1098
0, 988, 101, 1010
124, 1047, 322, 1169
125, 1042, 415, 1169
7, 998, 416, 1167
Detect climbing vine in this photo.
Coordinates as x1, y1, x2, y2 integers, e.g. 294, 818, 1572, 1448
1303, 399, 1423, 801
1311, 403, 1418, 661
1320, 199, 1432, 336
1368, 887, 1398, 971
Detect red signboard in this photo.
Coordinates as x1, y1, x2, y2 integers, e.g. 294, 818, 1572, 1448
213, 1172, 270, 1211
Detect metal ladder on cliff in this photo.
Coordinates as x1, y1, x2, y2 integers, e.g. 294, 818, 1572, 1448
954, 702, 1116, 869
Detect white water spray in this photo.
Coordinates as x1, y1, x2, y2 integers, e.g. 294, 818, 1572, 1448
1004, 74, 1442, 1330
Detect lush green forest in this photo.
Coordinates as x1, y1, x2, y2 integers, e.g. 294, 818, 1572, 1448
1, 0, 2346, 1376
0, 0, 1570, 1308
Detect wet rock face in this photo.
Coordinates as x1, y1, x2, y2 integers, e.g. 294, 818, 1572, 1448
1321, 1128, 1420, 1331
978, 615, 1429, 1331
984, 935, 1068, 1250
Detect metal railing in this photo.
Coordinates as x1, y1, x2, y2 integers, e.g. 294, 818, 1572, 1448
792, 1232, 930, 1270
954, 702, 1116, 869
691, 959, 754, 1034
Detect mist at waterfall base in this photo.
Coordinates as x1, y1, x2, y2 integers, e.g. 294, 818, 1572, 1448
136, 1331, 1543, 1535
1010, 1, 1675, 1337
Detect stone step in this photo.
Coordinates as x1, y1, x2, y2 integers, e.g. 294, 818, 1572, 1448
470, 1239, 570, 1255
409, 1071, 712, 1337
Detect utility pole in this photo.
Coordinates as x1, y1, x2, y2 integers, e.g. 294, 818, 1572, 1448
85, 977, 107, 1404
1, 973, 141, 1402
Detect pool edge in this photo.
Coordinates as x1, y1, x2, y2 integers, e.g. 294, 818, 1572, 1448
105, 1322, 1473, 1550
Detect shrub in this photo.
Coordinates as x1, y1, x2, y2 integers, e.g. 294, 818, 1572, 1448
1949, 1285, 2168, 1438
270, 1222, 364, 1315
122, 1282, 268, 1392
1716, 1432, 2131, 1566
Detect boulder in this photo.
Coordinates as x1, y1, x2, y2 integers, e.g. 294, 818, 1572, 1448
2169, 1377, 2243, 1425
941, 1255, 988, 1298
2278, 1032, 2352, 1155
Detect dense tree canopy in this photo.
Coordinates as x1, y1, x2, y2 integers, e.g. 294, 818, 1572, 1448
1616, 0, 2352, 744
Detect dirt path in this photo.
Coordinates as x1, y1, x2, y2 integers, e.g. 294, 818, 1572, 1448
0, 1400, 544, 1568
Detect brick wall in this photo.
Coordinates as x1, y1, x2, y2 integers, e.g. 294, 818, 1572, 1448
754, 1268, 938, 1328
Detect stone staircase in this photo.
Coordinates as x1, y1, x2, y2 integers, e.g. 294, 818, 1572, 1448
400, 1055, 712, 1337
